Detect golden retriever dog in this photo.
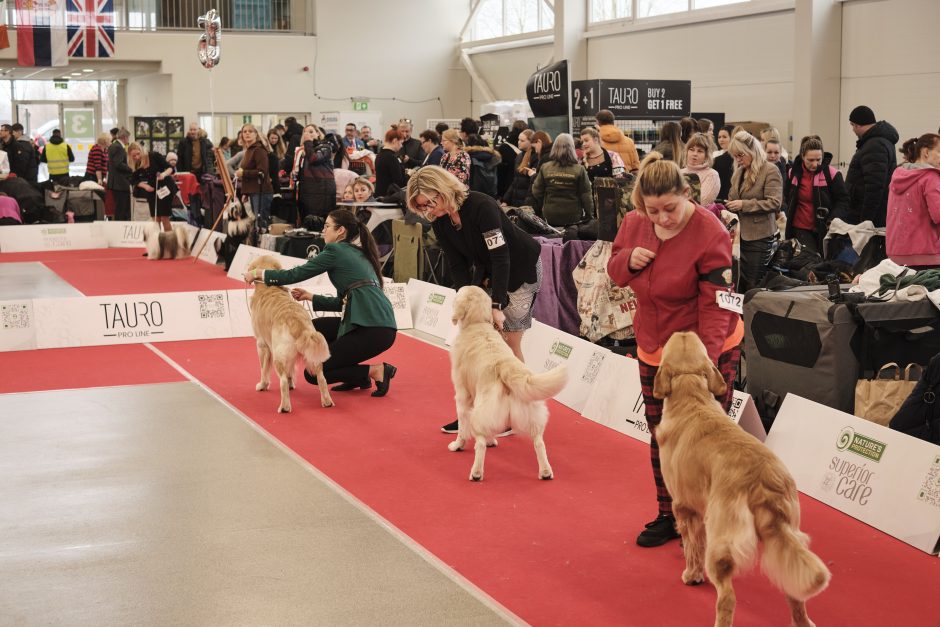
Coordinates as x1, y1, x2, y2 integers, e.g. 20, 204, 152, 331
247, 255, 333, 412
653, 332, 830, 627
448, 285, 567, 481
143, 222, 191, 260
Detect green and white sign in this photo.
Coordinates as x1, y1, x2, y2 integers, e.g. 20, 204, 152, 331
64, 109, 94, 139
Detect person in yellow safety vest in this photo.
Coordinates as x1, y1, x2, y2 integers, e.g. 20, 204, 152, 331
40, 128, 75, 185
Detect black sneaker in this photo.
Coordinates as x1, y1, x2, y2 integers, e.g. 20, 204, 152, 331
636, 515, 680, 547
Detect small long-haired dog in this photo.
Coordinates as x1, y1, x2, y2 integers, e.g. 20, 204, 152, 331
653, 332, 830, 627
225, 197, 254, 238
248, 255, 333, 412
143, 222, 191, 260
448, 285, 567, 481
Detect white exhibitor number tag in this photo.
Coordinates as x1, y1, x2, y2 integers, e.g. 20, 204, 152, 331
156, 186, 171, 199
483, 228, 505, 250
716, 291, 744, 314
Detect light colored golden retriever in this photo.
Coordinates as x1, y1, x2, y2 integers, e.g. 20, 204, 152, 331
248, 255, 332, 412
448, 285, 567, 481
653, 332, 830, 627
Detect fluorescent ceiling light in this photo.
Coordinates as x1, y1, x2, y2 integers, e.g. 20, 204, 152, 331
82, 68, 94, 73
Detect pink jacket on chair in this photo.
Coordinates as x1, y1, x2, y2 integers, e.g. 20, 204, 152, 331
886, 164, 940, 265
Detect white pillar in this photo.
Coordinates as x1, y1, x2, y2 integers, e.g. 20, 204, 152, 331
553, 0, 587, 81
792, 0, 843, 163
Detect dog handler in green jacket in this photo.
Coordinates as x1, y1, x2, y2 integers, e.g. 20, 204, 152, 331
244, 209, 398, 397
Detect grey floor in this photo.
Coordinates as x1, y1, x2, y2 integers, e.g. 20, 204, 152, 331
0, 382, 515, 626
0, 262, 85, 300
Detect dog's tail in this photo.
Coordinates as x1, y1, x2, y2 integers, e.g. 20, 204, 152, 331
297, 327, 330, 372
759, 510, 831, 601
500, 363, 567, 402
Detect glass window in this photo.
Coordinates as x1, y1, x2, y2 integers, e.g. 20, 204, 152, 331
0, 81, 11, 124
638, 0, 690, 17
590, 0, 632, 23
468, 0, 553, 41
693, 0, 746, 8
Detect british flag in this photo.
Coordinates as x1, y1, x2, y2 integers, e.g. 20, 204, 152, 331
67, 0, 115, 58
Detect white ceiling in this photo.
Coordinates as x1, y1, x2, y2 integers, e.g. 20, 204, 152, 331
0, 60, 161, 81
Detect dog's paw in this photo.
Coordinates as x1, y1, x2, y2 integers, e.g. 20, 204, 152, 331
470, 473, 482, 482
289, 380, 296, 390
681, 570, 705, 586
539, 470, 554, 480
256, 382, 268, 391
278, 405, 291, 414
321, 399, 334, 408
486, 438, 498, 448
448, 440, 463, 452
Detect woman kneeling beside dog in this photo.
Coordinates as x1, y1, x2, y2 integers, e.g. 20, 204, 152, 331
244, 209, 398, 396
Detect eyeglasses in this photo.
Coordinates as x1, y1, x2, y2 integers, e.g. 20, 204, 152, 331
323, 223, 337, 230
413, 194, 438, 212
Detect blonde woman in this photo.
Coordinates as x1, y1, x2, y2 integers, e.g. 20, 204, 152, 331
234, 123, 274, 232
726, 131, 783, 291
405, 166, 542, 435
128, 142, 174, 231
608, 152, 741, 548
439, 129, 471, 184
680, 133, 720, 206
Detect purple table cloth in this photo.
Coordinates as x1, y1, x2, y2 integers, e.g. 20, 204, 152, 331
532, 237, 593, 336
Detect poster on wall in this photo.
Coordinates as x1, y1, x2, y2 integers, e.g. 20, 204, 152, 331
134, 117, 185, 155
570, 79, 692, 130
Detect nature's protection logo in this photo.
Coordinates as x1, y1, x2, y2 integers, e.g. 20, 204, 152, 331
837, 427, 886, 462
550, 340, 572, 359
428, 293, 446, 305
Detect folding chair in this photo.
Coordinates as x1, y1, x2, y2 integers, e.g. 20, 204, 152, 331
391, 219, 443, 284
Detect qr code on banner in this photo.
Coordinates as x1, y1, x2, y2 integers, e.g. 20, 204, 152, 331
581, 352, 605, 384
419, 307, 438, 329
917, 455, 940, 509
727, 395, 745, 420
384, 285, 408, 311
198, 294, 226, 319
2, 304, 30, 329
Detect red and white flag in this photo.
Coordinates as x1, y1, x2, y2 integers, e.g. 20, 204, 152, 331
15, 0, 68, 66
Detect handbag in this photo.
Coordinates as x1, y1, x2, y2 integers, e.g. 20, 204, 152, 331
131, 196, 151, 221
572, 240, 637, 342
854, 362, 921, 426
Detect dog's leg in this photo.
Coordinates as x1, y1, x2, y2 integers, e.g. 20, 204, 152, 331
786, 597, 815, 627
255, 341, 271, 391
532, 433, 553, 480
705, 545, 737, 627
674, 506, 705, 585
273, 356, 292, 413
469, 434, 487, 481
315, 364, 334, 408
448, 390, 472, 452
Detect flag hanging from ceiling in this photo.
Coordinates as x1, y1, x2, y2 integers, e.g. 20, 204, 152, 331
67, 0, 115, 58
15, 0, 68, 67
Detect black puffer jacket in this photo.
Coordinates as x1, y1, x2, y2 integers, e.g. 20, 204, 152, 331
845, 120, 899, 227
502, 151, 532, 207
784, 152, 849, 242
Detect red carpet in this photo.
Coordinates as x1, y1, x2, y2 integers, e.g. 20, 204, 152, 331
0, 344, 185, 393
0, 248, 145, 263
157, 334, 940, 627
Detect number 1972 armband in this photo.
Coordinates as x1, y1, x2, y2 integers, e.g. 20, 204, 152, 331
700, 267, 734, 288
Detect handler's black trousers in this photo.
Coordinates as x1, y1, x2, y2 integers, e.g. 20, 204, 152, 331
311, 317, 396, 384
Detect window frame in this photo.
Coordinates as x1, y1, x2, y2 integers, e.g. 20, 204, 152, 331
586, 0, 794, 35
463, 0, 556, 45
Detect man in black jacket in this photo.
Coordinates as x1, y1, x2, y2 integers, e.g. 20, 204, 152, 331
8, 123, 39, 184
176, 122, 215, 178
108, 128, 133, 220
845, 106, 899, 227
396, 121, 425, 168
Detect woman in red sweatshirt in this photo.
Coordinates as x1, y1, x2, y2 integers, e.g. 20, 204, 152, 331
608, 152, 743, 548
886, 133, 940, 267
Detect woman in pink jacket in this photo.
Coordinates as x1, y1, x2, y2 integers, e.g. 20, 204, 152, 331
886, 133, 940, 267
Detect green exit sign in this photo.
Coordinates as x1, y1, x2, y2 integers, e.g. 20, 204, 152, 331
353, 101, 368, 111
54, 80, 68, 89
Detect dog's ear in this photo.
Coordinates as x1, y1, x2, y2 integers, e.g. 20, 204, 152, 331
451, 297, 467, 326
652, 365, 671, 399
707, 363, 727, 398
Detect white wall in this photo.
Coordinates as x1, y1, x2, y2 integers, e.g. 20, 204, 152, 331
839, 0, 940, 166
469, 44, 553, 103
311, 0, 471, 131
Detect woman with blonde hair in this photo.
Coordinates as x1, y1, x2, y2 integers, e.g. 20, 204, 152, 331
608, 151, 742, 548
128, 141, 175, 231
235, 123, 274, 232
405, 165, 542, 435
726, 131, 783, 291
680, 133, 720, 206
439, 129, 471, 184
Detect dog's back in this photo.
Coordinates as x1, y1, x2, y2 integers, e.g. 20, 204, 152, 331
251, 284, 328, 368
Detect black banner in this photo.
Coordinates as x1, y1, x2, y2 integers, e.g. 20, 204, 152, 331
570, 79, 692, 122
526, 60, 569, 119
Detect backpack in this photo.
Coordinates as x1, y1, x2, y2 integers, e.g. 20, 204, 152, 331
890, 352, 940, 445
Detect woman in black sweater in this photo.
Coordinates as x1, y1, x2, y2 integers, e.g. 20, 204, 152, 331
374, 128, 407, 197
406, 165, 542, 433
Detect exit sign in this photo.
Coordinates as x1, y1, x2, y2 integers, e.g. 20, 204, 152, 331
353, 101, 368, 111
54, 80, 68, 89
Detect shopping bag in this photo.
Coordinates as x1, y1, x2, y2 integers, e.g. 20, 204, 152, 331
854, 362, 921, 426
572, 240, 637, 342
132, 197, 152, 221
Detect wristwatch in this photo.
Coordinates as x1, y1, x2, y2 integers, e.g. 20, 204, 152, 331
492, 302, 503, 310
